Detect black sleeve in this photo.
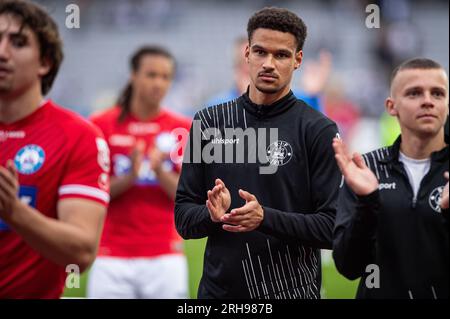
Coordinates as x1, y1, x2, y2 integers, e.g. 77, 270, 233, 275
332, 184, 379, 280
257, 123, 340, 249
441, 208, 448, 224
175, 113, 222, 239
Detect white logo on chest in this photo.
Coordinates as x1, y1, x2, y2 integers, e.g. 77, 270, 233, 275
429, 186, 444, 213
266, 140, 293, 167
379, 182, 396, 190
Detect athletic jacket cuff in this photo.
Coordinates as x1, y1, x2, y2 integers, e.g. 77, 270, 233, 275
258, 206, 273, 231
356, 189, 380, 204
353, 189, 380, 233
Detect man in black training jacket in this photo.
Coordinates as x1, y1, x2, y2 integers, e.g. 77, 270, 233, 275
333, 58, 449, 299
175, 7, 340, 299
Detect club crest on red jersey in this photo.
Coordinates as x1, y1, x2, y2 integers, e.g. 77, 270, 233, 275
96, 138, 110, 172
14, 145, 45, 175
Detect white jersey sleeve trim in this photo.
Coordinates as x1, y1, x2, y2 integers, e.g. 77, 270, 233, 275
59, 184, 110, 203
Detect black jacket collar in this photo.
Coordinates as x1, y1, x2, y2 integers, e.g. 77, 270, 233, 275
241, 88, 297, 119
380, 135, 448, 164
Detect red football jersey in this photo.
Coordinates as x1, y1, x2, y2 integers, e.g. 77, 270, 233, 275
0, 101, 110, 298
90, 106, 191, 258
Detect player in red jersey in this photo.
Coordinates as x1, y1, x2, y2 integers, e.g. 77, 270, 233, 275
0, 0, 110, 298
88, 46, 191, 298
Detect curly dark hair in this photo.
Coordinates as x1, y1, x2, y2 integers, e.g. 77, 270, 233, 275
247, 7, 307, 52
0, 0, 64, 96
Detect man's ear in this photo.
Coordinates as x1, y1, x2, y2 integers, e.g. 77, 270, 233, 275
294, 50, 303, 69
245, 45, 250, 63
385, 97, 398, 116
38, 57, 52, 77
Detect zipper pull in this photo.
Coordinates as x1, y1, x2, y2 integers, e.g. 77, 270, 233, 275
412, 197, 417, 209
256, 107, 262, 118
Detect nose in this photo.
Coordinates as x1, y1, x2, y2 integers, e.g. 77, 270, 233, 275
421, 91, 434, 108
0, 37, 11, 61
153, 77, 169, 90
262, 54, 275, 71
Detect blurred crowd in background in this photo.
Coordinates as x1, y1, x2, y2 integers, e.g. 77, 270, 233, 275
37, 0, 448, 153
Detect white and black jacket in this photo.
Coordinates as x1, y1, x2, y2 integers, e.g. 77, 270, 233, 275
333, 137, 449, 299
175, 91, 340, 299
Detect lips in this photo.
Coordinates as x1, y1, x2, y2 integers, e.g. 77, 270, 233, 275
0, 65, 13, 75
258, 71, 277, 77
417, 114, 437, 120
258, 73, 278, 82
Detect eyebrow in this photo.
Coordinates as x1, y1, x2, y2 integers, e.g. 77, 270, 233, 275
405, 85, 446, 91
251, 44, 266, 51
404, 86, 447, 95
0, 31, 28, 38
251, 45, 292, 55
276, 49, 292, 56
404, 86, 422, 91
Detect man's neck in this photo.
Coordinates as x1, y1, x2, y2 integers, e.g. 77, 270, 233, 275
0, 85, 43, 124
400, 129, 446, 160
248, 84, 290, 105
130, 96, 160, 121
